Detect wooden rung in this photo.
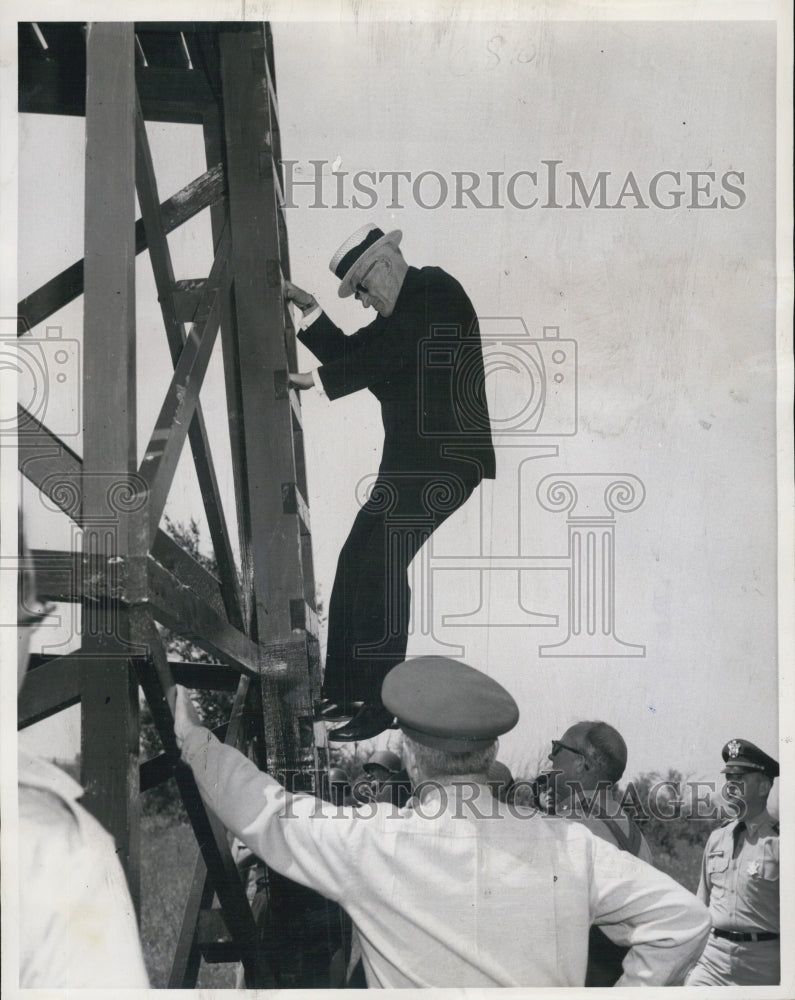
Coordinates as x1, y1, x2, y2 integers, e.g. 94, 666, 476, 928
289, 598, 319, 637
281, 482, 311, 535
270, 156, 285, 208
197, 909, 239, 963
264, 54, 279, 126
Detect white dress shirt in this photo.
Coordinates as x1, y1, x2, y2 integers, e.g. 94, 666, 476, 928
182, 726, 710, 989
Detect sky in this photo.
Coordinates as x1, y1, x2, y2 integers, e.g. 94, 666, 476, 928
4, 5, 792, 802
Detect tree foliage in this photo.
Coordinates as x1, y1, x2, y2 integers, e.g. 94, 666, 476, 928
616, 768, 721, 892
140, 518, 234, 817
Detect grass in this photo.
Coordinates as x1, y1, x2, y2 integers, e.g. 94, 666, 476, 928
139, 813, 236, 989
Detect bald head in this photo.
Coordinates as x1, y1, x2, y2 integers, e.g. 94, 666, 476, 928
578, 721, 627, 785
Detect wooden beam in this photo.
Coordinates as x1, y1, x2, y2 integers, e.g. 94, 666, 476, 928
197, 909, 238, 963
169, 660, 240, 690
150, 531, 228, 622
134, 99, 243, 629
137, 226, 231, 545
135, 29, 191, 70
17, 407, 83, 520
17, 163, 226, 334
27, 547, 265, 682
18, 654, 83, 729
147, 557, 262, 677
19, 58, 217, 124
80, 22, 142, 910
172, 280, 206, 322
166, 643, 267, 988
168, 852, 212, 988
219, 29, 309, 643
136, 635, 275, 987
202, 110, 256, 636
220, 27, 321, 776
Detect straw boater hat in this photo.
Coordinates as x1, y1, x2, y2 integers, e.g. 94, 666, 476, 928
328, 224, 403, 298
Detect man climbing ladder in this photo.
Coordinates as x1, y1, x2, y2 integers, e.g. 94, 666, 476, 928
286, 224, 495, 741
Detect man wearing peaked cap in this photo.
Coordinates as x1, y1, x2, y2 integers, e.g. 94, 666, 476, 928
175, 657, 711, 988
685, 739, 780, 986
382, 656, 520, 750
283, 227, 496, 742
720, 737, 779, 780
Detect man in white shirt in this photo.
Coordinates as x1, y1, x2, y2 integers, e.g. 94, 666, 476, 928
175, 654, 709, 988
16, 524, 149, 988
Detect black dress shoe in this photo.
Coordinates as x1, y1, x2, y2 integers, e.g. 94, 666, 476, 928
315, 698, 345, 721
328, 703, 397, 742
315, 699, 363, 721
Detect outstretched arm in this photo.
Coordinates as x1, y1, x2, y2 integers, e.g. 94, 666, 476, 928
175, 687, 359, 904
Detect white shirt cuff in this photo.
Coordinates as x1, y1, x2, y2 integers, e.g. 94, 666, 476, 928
300, 305, 322, 329
312, 367, 326, 397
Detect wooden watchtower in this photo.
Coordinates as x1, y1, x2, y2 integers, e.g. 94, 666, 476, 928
17, 21, 331, 986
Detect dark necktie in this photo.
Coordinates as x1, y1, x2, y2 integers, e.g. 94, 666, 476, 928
732, 820, 746, 859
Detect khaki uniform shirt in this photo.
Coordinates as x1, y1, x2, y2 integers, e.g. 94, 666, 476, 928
696, 809, 779, 933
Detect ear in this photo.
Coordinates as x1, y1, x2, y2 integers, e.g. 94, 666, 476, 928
402, 742, 421, 785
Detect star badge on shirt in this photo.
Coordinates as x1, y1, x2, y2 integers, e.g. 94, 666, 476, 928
747, 860, 760, 876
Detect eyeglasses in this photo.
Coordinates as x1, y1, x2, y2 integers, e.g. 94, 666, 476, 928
550, 739, 588, 759
354, 259, 380, 299
18, 599, 57, 628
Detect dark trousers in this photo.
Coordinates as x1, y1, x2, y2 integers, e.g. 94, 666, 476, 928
322, 467, 479, 706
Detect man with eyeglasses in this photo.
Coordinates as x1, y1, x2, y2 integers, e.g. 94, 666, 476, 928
284, 225, 495, 742
16, 520, 149, 988
539, 722, 653, 986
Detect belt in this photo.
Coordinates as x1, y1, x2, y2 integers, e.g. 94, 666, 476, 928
712, 928, 779, 943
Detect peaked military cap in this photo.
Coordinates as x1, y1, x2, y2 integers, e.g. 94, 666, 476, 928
382, 656, 519, 752
721, 738, 779, 779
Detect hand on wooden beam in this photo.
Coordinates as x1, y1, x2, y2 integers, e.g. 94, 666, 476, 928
174, 685, 203, 750
283, 279, 317, 315
288, 371, 315, 391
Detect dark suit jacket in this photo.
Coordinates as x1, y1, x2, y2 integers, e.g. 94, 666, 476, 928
298, 266, 496, 482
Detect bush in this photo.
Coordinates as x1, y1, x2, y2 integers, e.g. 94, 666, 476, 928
139, 517, 233, 818
616, 769, 719, 892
